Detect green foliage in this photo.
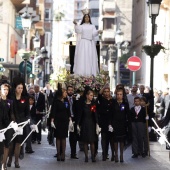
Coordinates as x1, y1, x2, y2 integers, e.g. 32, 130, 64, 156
55, 12, 65, 21
120, 52, 130, 64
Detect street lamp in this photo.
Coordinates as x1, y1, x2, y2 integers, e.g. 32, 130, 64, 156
41, 47, 49, 86
21, 5, 32, 84
115, 28, 124, 84
147, 0, 162, 89
108, 45, 117, 91
32, 32, 41, 84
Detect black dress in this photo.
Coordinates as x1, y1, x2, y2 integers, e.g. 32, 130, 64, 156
0, 99, 15, 153
12, 96, 30, 143
111, 99, 129, 142
78, 102, 98, 143
51, 98, 70, 138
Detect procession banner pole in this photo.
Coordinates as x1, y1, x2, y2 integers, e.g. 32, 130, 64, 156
145, 104, 150, 157
152, 118, 170, 161
20, 120, 41, 146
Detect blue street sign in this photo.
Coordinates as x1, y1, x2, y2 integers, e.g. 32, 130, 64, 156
19, 61, 32, 74
15, 16, 23, 29
0, 58, 4, 62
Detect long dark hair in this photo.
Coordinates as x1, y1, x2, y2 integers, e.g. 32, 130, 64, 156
80, 14, 92, 25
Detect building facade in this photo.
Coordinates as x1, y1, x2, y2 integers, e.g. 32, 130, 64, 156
99, 0, 132, 87
131, 0, 170, 90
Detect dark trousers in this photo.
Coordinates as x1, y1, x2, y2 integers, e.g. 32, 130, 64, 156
132, 122, 145, 155
69, 131, 77, 156
101, 131, 111, 158
143, 123, 148, 153
32, 123, 42, 142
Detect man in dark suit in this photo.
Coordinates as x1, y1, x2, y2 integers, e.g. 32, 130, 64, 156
44, 82, 54, 108
159, 90, 170, 119
32, 85, 45, 144
139, 85, 156, 141
67, 85, 79, 159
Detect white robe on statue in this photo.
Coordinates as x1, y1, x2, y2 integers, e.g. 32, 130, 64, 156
73, 23, 99, 77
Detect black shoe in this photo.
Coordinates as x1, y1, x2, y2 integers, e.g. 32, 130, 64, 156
32, 140, 36, 144
37, 141, 41, 144
115, 155, 119, 162
85, 157, 88, 162
7, 162, 11, 167
111, 156, 115, 161
92, 155, 96, 162
15, 162, 20, 168
26, 150, 35, 154
106, 154, 109, 159
132, 154, 138, 158
142, 153, 146, 158
120, 155, 124, 163
57, 154, 61, 161
71, 155, 79, 159
102, 155, 106, 161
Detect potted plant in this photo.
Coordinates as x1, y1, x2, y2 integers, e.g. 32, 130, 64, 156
17, 49, 36, 60
142, 41, 166, 56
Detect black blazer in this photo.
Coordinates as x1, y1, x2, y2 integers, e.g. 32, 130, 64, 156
12, 96, 30, 123
44, 90, 54, 106
30, 104, 36, 124
130, 106, 146, 123
35, 92, 45, 120
35, 92, 45, 112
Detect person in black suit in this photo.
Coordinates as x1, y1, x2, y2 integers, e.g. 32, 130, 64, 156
130, 97, 147, 158
25, 95, 36, 153
8, 78, 30, 168
77, 89, 99, 163
32, 85, 45, 144
110, 89, 129, 163
97, 85, 114, 161
44, 82, 54, 107
0, 83, 15, 170
51, 84, 71, 161
66, 85, 79, 159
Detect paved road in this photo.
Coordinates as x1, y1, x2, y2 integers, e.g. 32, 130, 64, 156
6, 132, 170, 170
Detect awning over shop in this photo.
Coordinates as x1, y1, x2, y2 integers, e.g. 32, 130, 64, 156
2, 63, 19, 70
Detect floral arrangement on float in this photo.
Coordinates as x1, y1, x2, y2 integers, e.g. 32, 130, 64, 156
49, 67, 109, 93
142, 41, 166, 56
65, 73, 107, 93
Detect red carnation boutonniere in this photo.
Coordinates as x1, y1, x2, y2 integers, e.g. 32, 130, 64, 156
90, 105, 96, 112
20, 99, 25, 104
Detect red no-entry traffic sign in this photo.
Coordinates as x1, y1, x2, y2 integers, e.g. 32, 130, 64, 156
127, 56, 142, 71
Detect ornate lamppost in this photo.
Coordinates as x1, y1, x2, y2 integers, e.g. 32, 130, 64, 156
21, 5, 32, 83
108, 45, 117, 91
41, 47, 48, 86
115, 28, 124, 85
147, 0, 162, 89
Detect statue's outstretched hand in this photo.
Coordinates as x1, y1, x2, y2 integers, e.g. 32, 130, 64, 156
73, 20, 77, 25
98, 30, 103, 34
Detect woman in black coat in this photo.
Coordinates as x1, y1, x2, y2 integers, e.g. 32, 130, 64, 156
110, 89, 129, 162
51, 84, 71, 161
7, 78, 29, 168
77, 89, 98, 162
0, 83, 15, 170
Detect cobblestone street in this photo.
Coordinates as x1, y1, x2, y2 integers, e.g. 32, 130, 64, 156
5, 133, 170, 170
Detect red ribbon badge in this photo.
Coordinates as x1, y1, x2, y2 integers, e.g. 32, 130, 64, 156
90, 105, 96, 112
20, 99, 25, 103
